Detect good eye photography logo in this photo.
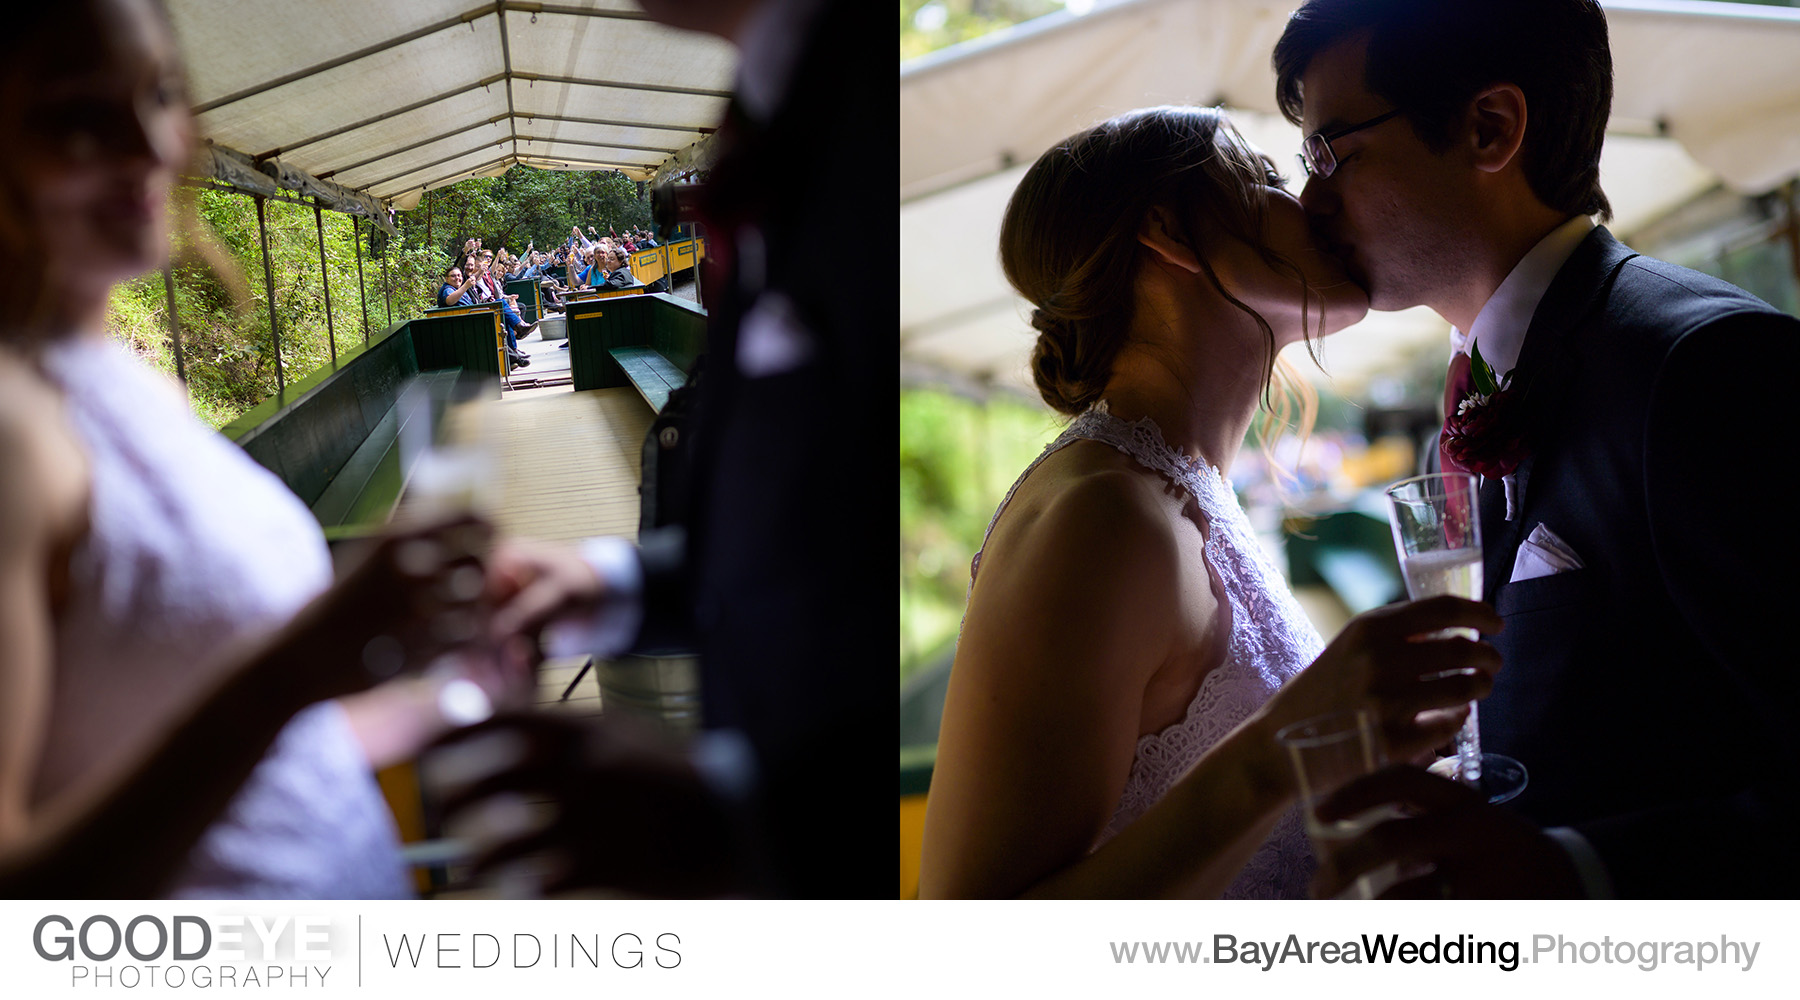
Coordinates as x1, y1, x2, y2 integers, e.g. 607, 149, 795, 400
33, 912, 337, 989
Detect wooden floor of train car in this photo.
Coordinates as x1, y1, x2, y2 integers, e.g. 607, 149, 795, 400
383, 387, 652, 894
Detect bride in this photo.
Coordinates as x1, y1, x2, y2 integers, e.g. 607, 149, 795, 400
0, 0, 513, 897
918, 107, 1503, 898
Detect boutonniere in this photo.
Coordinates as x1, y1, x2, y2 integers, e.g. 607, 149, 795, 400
1443, 342, 1528, 520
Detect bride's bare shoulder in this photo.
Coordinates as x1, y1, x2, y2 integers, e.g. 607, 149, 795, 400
989, 441, 1173, 550
0, 351, 87, 530
972, 442, 1185, 629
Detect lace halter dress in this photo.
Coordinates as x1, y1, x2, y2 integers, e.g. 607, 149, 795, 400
971, 402, 1321, 899
33, 337, 410, 898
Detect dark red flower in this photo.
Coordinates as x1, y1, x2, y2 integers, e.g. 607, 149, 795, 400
1443, 385, 1529, 479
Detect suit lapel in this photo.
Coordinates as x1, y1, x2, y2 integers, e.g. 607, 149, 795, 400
1510, 227, 1636, 392
1482, 227, 1637, 598
1479, 459, 1522, 598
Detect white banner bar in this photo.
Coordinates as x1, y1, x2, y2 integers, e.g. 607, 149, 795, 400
1, 899, 1794, 998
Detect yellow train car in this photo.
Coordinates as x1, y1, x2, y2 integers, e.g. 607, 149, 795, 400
627, 235, 708, 286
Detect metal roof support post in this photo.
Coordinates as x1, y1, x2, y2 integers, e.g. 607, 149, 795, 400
161, 261, 187, 387
254, 194, 285, 394
1783, 180, 1800, 299
353, 215, 370, 343
382, 243, 393, 329
314, 203, 338, 365
688, 222, 704, 310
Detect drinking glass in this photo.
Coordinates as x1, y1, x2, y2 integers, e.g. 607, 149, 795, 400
1383, 473, 1526, 804
1275, 709, 1400, 899
395, 378, 502, 725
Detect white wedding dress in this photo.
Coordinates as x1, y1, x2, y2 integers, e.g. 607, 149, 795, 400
972, 402, 1321, 899
33, 336, 410, 898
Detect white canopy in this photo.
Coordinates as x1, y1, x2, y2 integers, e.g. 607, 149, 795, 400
168, 0, 738, 212
900, 0, 1800, 399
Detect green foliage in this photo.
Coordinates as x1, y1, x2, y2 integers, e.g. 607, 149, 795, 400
900, 0, 1070, 62
411, 167, 651, 262
899, 388, 1064, 685
107, 189, 388, 427
103, 167, 650, 428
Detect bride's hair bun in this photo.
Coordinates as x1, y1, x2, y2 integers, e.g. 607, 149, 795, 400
1028, 304, 1103, 416
1001, 107, 1239, 418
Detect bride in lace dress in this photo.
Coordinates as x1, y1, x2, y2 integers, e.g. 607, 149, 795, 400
919, 107, 1504, 898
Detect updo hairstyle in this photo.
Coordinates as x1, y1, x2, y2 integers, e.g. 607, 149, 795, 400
999, 106, 1314, 417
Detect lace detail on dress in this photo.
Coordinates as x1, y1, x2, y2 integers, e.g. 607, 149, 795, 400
970, 401, 1324, 899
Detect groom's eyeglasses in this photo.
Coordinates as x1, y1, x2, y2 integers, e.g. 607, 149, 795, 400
1296, 108, 1405, 180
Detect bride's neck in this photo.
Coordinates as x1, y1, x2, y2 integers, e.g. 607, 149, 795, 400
1100, 302, 1275, 477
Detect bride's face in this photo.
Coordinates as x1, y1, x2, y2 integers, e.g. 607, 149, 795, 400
1202, 182, 1371, 349
7, 0, 193, 305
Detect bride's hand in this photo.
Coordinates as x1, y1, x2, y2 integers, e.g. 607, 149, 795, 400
274, 516, 495, 704
1261, 596, 1504, 765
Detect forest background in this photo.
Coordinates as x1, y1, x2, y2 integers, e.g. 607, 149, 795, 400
109, 166, 652, 428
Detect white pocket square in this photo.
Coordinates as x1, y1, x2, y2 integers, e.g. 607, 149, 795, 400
1510, 523, 1585, 583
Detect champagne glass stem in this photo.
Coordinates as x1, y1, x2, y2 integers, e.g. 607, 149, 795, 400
1455, 703, 1482, 786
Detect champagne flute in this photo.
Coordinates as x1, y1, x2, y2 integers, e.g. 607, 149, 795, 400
1383, 472, 1527, 804
395, 378, 505, 724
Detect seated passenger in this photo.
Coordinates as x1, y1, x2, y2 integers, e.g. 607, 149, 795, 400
463, 254, 489, 300
576, 248, 603, 289
466, 257, 531, 367
601, 249, 639, 289
439, 265, 476, 307
523, 253, 567, 313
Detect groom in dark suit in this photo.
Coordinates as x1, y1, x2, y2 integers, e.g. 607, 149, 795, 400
1275, 0, 1800, 897
437, 0, 887, 897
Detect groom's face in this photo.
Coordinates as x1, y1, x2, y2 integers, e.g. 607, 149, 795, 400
1295, 36, 1474, 314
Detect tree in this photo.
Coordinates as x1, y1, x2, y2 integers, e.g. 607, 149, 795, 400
408, 166, 652, 261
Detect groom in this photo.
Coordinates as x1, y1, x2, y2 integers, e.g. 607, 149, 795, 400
1276, 0, 1800, 897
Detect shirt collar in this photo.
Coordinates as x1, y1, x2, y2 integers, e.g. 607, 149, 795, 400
1449, 214, 1595, 378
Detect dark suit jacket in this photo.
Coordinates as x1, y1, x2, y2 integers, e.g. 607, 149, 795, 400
1476, 226, 1800, 896
627, 0, 886, 897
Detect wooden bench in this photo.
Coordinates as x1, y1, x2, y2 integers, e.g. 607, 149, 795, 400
223, 321, 498, 536
309, 368, 465, 527
503, 278, 544, 323
565, 292, 707, 399
418, 301, 507, 376
607, 346, 687, 413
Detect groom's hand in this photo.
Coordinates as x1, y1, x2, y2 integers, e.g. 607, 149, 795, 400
426, 713, 744, 897
486, 540, 608, 643
1312, 765, 1583, 899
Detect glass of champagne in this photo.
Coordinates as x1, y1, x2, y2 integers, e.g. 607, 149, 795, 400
1383, 472, 1527, 804
1276, 709, 1402, 898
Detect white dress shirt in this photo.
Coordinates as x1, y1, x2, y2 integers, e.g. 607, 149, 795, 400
1448, 214, 1595, 379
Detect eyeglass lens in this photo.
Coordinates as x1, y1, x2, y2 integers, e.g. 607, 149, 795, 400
1299, 134, 1335, 179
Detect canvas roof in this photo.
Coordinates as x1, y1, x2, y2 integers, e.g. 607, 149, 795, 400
168, 0, 738, 212
900, 0, 1800, 399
